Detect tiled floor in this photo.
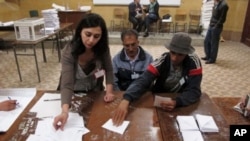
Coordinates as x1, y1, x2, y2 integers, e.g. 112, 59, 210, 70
0, 40, 250, 98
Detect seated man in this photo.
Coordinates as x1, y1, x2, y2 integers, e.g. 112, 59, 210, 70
112, 29, 153, 91
128, 0, 144, 32
112, 32, 202, 126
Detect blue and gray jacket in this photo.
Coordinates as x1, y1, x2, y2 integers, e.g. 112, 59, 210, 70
112, 46, 153, 91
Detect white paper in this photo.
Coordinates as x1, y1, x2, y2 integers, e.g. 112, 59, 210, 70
153, 95, 171, 107
27, 113, 89, 141
102, 119, 130, 135
29, 93, 61, 118
79, 6, 91, 11
181, 131, 204, 141
0, 88, 36, 132
233, 102, 243, 114
176, 116, 199, 131
52, 3, 66, 11
2, 21, 14, 26
195, 114, 219, 132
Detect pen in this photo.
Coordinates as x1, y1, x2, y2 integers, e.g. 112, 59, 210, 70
8, 96, 20, 107
44, 98, 61, 101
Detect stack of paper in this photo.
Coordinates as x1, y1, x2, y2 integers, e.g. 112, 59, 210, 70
41, 9, 60, 31
176, 116, 203, 141
176, 116, 199, 131
195, 114, 219, 132
181, 131, 204, 141
200, 0, 214, 36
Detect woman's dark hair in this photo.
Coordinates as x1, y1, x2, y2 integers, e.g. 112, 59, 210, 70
71, 13, 109, 60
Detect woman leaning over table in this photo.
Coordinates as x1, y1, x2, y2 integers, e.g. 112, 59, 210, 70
53, 13, 115, 130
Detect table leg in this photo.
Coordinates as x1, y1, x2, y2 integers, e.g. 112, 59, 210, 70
41, 41, 47, 63
13, 45, 22, 82
33, 45, 41, 82
56, 33, 61, 62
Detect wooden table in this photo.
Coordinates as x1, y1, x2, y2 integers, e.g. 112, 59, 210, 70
0, 91, 162, 141
0, 91, 233, 141
156, 93, 229, 141
83, 91, 162, 141
212, 97, 250, 125
0, 91, 45, 141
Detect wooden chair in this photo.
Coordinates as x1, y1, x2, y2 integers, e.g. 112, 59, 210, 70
159, 9, 174, 34
110, 8, 126, 32
188, 10, 201, 34
174, 9, 187, 33
29, 10, 39, 17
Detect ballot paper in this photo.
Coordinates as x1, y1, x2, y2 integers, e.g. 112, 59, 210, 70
181, 131, 204, 141
102, 119, 130, 135
26, 113, 89, 141
176, 116, 199, 131
29, 93, 61, 118
153, 95, 171, 107
195, 114, 219, 132
0, 88, 36, 132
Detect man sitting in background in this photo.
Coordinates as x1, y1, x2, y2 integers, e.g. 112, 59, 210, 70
112, 29, 153, 91
128, 0, 144, 32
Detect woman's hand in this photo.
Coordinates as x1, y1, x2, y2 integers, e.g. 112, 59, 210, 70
104, 92, 115, 102
53, 112, 69, 130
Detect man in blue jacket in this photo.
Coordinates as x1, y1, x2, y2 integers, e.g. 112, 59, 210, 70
112, 29, 153, 91
112, 32, 202, 126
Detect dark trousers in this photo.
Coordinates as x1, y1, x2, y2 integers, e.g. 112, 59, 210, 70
129, 17, 143, 32
204, 27, 222, 63
144, 14, 157, 33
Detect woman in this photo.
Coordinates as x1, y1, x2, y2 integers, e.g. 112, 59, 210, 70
53, 13, 115, 130
142, 0, 159, 37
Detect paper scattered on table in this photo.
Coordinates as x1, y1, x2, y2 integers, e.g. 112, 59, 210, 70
102, 119, 130, 135
26, 113, 89, 141
181, 131, 204, 141
0, 88, 36, 132
29, 93, 61, 118
153, 95, 171, 107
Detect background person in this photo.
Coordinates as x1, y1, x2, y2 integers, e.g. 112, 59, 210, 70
201, 0, 229, 64
112, 32, 202, 126
142, 0, 159, 37
112, 29, 153, 91
53, 13, 115, 130
128, 0, 144, 32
